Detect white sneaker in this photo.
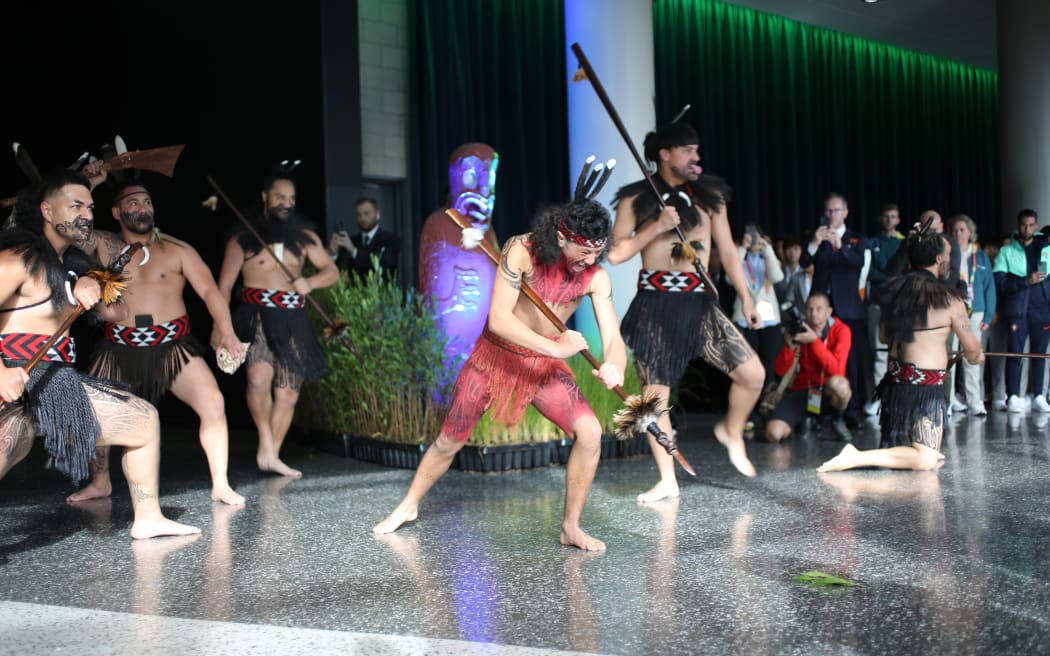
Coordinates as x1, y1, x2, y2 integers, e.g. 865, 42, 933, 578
1007, 395, 1027, 413
992, 398, 1008, 412
863, 400, 881, 416
1034, 395, 1050, 413
968, 401, 988, 416
950, 398, 968, 413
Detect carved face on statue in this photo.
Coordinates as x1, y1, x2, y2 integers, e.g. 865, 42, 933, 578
448, 143, 498, 233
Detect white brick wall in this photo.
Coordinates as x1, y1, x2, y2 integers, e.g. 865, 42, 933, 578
359, 0, 408, 179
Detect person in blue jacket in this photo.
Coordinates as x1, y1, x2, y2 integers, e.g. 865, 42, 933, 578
994, 209, 1050, 413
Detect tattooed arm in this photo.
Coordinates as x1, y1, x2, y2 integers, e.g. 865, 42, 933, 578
80, 228, 125, 265
951, 297, 984, 365
488, 234, 585, 359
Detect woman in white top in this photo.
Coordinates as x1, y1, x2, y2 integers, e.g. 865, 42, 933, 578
733, 225, 785, 386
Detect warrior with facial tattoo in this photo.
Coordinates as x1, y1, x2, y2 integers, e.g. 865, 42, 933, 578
71, 177, 245, 505
0, 170, 199, 539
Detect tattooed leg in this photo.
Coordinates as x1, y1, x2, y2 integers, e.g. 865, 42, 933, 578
67, 445, 113, 502
0, 412, 36, 479
88, 385, 200, 539
700, 307, 761, 478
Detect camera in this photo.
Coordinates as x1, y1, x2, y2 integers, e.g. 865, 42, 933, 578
745, 224, 760, 245
781, 302, 806, 336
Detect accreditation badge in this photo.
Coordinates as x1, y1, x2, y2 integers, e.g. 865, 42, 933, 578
756, 300, 775, 323
807, 385, 823, 415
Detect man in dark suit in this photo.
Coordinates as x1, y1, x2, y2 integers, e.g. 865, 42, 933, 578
801, 192, 871, 424
329, 197, 401, 279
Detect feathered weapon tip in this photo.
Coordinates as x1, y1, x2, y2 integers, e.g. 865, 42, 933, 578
612, 390, 667, 441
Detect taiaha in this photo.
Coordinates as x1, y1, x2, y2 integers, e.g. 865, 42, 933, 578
446, 206, 696, 476
569, 42, 719, 301
205, 176, 354, 353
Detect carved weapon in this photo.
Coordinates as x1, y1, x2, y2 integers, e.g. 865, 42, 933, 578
1, 144, 186, 209
103, 144, 184, 178
570, 42, 719, 301
205, 176, 354, 353
447, 207, 696, 476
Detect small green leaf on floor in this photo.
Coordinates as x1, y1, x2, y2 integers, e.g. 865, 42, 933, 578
793, 570, 862, 587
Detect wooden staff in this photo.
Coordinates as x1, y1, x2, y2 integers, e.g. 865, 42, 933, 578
569, 42, 719, 301
446, 208, 696, 476
206, 176, 354, 353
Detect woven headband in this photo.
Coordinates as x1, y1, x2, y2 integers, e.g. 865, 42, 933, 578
559, 220, 607, 249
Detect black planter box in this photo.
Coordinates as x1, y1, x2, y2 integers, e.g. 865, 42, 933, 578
456, 441, 555, 472
301, 430, 649, 472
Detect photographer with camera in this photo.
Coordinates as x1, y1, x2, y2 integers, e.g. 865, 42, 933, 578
764, 292, 852, 442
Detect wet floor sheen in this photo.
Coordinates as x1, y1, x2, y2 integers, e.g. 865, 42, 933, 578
1, 411, 1048, 655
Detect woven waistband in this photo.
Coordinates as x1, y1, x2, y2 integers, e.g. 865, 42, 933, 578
242, 287, 306, 309
887, 358, 946, 386
105, 315, 191, 347
637, 269, 707, 293
0, 333, 76, 363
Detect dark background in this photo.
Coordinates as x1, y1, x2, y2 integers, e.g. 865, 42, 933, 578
3, 2, 328, 429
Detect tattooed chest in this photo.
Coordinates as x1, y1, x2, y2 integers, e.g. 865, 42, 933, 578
529, 269, 590, 307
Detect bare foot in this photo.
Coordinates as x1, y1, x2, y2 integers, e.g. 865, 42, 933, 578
560, 526, 606, 551
131, 533, 200, 558
714, 421, 757, 477
816, 443, 861, 473
373, 504, 418, 535
637, 479, 680, 504
257, 456, 302, 479
211, 485, 246, 506
67, 478, 113, 503
130, 517, 202, 540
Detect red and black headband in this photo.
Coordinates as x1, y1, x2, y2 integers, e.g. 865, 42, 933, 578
558, 219, 607, 249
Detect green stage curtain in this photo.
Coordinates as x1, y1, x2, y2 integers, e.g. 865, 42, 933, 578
653, 0, 999, 240
408, 0, 568, 242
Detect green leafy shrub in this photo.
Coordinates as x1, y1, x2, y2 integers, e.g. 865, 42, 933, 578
299, 265, 641, 446
300, 268, 455, 444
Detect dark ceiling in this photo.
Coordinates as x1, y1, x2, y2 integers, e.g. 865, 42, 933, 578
723, 0, 997, 71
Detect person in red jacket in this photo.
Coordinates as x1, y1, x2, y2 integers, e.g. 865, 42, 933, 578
765, 292, 852, 442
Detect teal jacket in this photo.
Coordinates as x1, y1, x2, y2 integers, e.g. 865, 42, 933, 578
994, 235, 1050, 318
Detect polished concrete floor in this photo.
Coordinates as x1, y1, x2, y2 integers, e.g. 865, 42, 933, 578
1, 410, 1049, 655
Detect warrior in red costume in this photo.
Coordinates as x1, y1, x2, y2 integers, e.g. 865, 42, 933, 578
374, 198, 626, 551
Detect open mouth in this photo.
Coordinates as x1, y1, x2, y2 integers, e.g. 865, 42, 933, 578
454, 193, 492, 224
74, 219, 93, 238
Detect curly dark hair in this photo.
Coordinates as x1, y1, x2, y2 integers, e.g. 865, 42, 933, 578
530, 199, 611, 266
906, 232, 948, 268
